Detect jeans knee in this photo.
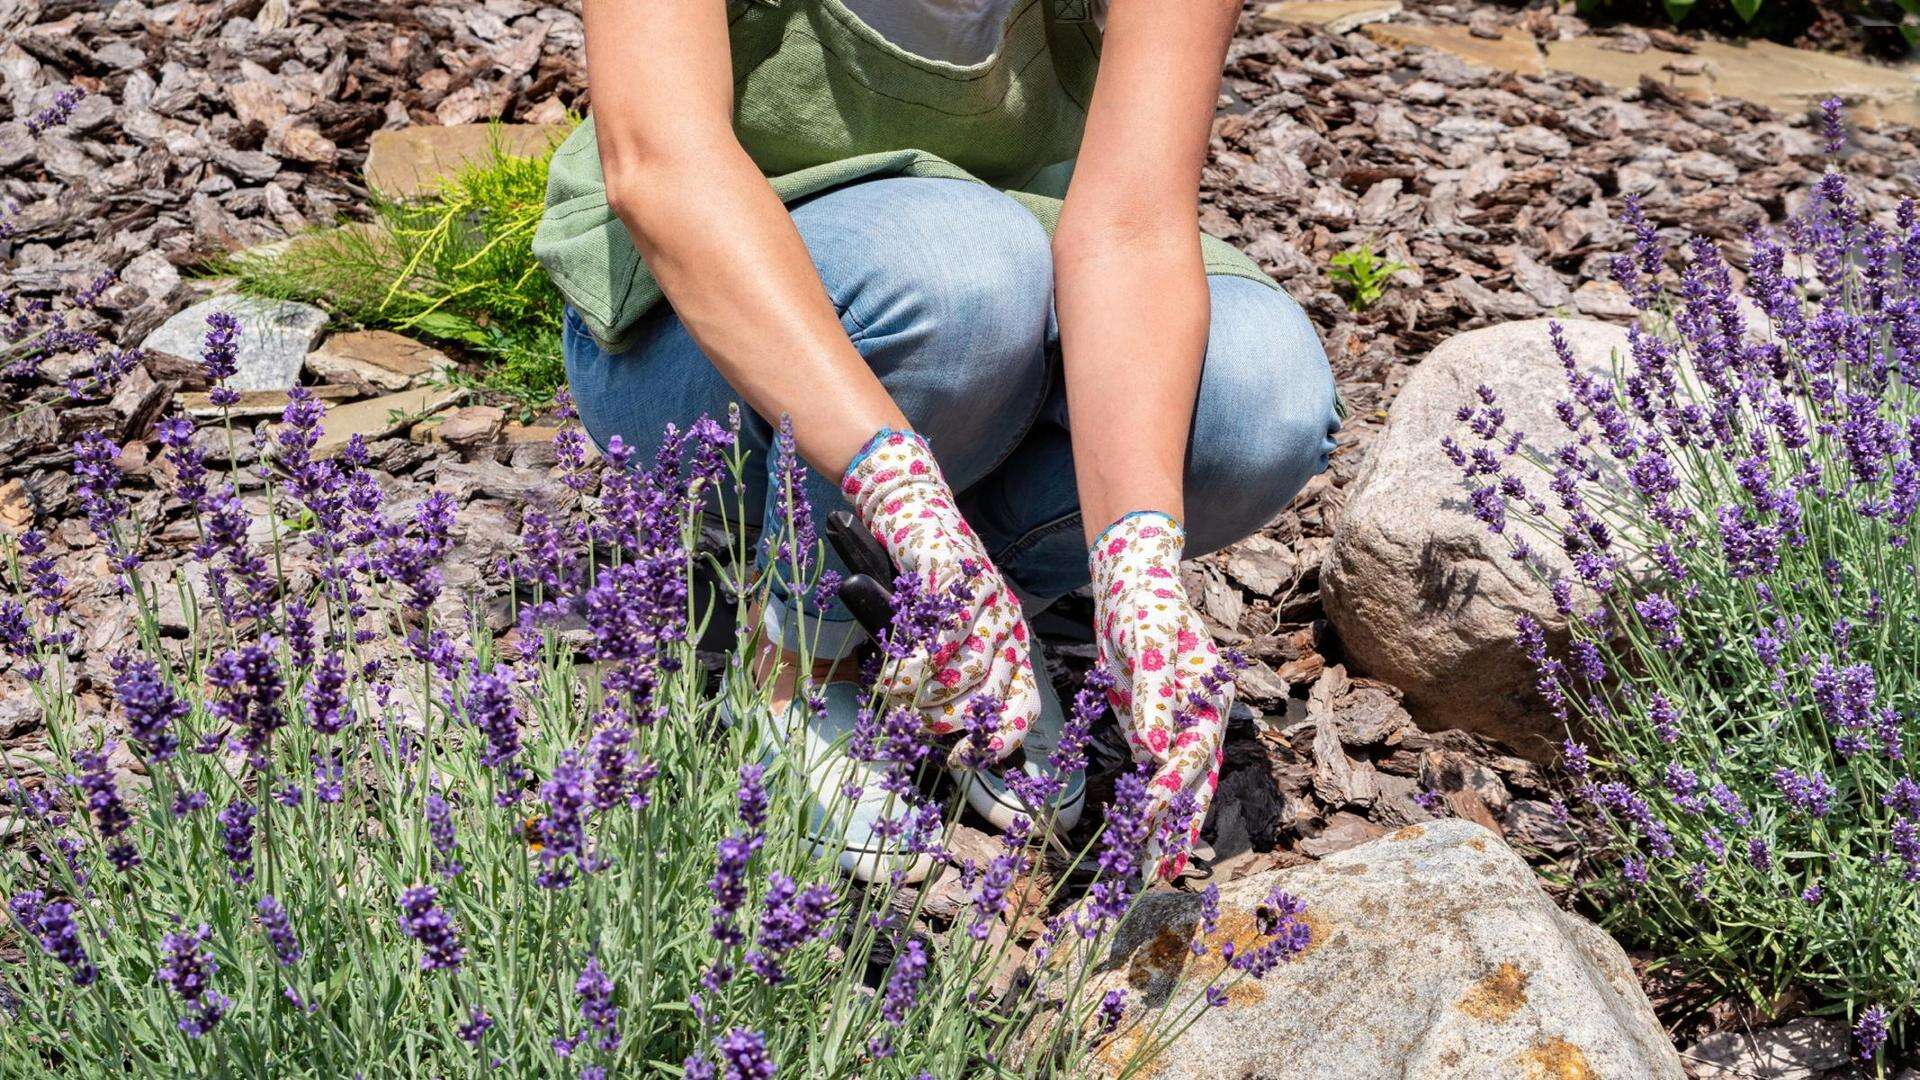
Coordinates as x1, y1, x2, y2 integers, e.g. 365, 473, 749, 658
796, 179, 1054, 483
1185, 278, 1337, 553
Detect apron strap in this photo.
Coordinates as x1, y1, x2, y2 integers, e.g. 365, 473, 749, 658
1050, 0, 1094, 23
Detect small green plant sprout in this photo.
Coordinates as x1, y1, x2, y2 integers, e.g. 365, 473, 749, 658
1326, 242, 1412, 312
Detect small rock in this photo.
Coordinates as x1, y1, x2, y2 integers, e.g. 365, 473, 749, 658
141, 295, 328, 394
1252, 0, 1402, 36
1502, 800, 1576, 857
1296, 810, 1387, 857
306, 330, 453, 392
1223, 534, 1298, 597
1683, 1016, 1849, 1080
0, 478, 33, 533
434, 405, 506, 451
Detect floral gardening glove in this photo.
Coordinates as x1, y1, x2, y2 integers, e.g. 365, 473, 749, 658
840, 429, 1038, 763
1090, 511, 1232, 881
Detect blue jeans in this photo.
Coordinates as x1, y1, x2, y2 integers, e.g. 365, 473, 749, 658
563, 177, 1338, 660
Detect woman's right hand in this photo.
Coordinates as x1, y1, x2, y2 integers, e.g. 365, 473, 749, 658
842, 429, 1038, 763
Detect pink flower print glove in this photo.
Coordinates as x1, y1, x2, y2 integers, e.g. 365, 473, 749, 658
840, 429, 1038, 763
1089, 511, 1232, 882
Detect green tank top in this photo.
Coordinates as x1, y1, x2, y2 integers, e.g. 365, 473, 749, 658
533, 0, 1275, 352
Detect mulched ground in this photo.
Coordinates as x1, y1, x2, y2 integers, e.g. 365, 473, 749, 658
7, 0, 1920, 1065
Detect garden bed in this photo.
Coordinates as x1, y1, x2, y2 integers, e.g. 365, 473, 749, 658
7, 0, 1920, 1073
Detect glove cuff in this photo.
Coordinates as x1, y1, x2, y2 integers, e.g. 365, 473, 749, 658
1089, 511, 1185, 599
839, 427, 955, 552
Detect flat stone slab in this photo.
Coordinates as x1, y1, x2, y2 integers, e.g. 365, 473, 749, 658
364, 123, 570, 201
1364, 23, 1546, 77
140, 295, 327, 393
312, 386, 466, 456
307, 330, 454, 392
1253, 0, 1401, 35
1357, 22, 1920, 128
1545, 36, 1920, 129
180, 384, 360, 420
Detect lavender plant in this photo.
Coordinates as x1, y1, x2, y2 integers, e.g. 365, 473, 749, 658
1452, 100, 1920, 1055
1, 161, 1306, 1076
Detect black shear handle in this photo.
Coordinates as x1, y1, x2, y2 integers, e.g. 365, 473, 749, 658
826, 511, 896, 639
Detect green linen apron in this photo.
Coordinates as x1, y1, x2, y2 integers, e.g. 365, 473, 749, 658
533, 0, 1277, 353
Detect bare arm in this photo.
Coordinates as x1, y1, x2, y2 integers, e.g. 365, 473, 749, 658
583, 0, 904, 475
1053, 0, 1239, 542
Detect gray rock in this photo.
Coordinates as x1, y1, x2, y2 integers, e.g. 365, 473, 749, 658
1321, 319, 1631, 757
1086, 820, 1681, 1079
1682, 1017, 1850, 1080
140, 295, 327, 393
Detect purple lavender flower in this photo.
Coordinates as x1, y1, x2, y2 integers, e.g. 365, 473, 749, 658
69, 747, 136, 871
200, 313, 242, 407
20, 897, 96, 986
465, 669, 524, 779
715, 1028, 776, 1080
534, 752, 593, 889
880, 938, 929, 1026
1633, 594, 1681, 651
426, 793, 462, 877
1855, 1005, 1889, 1061
1820, 97, 1846, 157
1097, 989, 1128, 1032
1892, 817, 1920, 883
708, 830, 763, 949
956, 694, 1005, 770
25, 87, 84, 135
575, 954, 620, 1052
1228, 887, 1311, 978
208, 643, 285, 769
158, 924, 229, 1036
968, 825, 1027, 941
458, 1007, 495, 1045
257, 895, 302, 965
746, 873, 835, 984
304, 651, 354, 736
218, 800, 257, 885
1772, 767, 1836, 817
769, 415, 816, 577
736, 763, 768, 831
397, 884, 464, 972
113, 656, 186, 761
311, 751, 345, 804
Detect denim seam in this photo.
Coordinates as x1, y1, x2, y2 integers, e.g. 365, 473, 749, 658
992, 506, 1083, 569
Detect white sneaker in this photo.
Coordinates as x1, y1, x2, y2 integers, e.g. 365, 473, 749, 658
760, 681, 936, 884
954, 638, 1086, 834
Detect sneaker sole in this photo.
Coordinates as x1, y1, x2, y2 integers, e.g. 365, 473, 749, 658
962, 772, 1086, 834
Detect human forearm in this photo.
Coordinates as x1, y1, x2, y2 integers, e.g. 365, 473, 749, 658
1054, 216, 1209, 541
1053, 0, 1236, 542
603, 146, 905, 474
584, 0, 901, 478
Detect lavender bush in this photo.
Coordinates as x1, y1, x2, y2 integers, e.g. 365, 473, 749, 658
1453, 102, 1920, 1056
0, 105, 1306, 1077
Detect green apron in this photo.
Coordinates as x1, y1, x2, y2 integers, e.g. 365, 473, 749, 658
533, 0, 1277, 353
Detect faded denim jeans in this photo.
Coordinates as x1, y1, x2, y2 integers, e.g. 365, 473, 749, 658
562, 176, 1338, 660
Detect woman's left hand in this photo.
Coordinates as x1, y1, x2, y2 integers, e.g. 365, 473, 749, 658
1089, 511, 1232, 882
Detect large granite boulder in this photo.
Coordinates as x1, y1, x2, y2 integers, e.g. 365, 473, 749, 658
1321, 318, 1630, 758
1092, 819, 1680, 1079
